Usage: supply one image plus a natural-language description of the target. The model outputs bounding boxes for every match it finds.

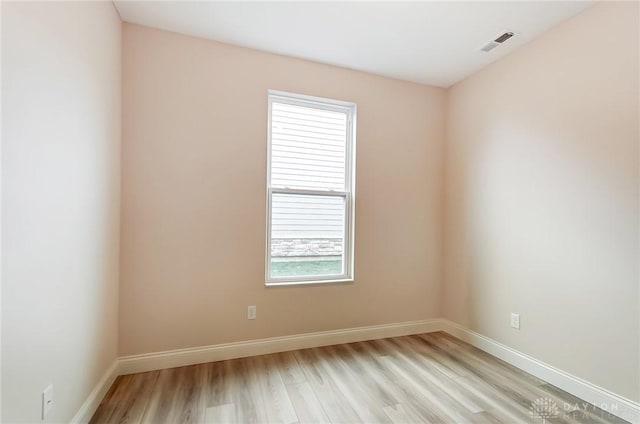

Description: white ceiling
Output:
[114,1,594,88]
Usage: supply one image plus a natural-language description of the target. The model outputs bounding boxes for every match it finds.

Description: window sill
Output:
[265,278,354,287]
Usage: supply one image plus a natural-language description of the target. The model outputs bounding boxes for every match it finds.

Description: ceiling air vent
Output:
[480,32,514,52]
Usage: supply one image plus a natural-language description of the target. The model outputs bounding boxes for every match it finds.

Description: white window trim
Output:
[265,89,356,286]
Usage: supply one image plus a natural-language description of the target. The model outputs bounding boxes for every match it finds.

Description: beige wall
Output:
[120,23,445,356]
[443,1,639,402]
[0,2,4,419]
[1,2,121,422]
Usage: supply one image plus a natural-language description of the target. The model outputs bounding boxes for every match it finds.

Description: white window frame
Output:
[265,90,356,286]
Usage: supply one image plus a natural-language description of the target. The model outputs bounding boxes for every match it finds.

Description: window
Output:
[266,90,356,285]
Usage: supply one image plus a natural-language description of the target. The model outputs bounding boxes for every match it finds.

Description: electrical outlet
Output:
[511,313,520,329]
[247,305,256,320]
[42,384,54,419]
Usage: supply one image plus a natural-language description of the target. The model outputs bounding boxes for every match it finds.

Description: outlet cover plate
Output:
[42,384,54,419]
[510,313,520,329]
[247,305,256,320]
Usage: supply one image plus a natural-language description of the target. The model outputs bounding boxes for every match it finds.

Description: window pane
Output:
[270,192,345,279]
[270,102,347,191]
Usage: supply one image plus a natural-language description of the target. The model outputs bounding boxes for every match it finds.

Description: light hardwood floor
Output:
[90,332,627,423]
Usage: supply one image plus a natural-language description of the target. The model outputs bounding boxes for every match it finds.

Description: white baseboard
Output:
[118,318,444,375]
[70,360,119,424]
[440,319,640,424]
[74,319,639,424]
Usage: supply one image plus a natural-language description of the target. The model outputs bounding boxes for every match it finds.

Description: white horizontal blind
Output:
[270,102,347,191]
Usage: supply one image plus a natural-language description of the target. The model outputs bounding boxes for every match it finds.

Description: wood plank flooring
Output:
[90,332,628,423]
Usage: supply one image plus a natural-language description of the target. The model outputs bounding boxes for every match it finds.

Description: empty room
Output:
[1,0,638,423]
